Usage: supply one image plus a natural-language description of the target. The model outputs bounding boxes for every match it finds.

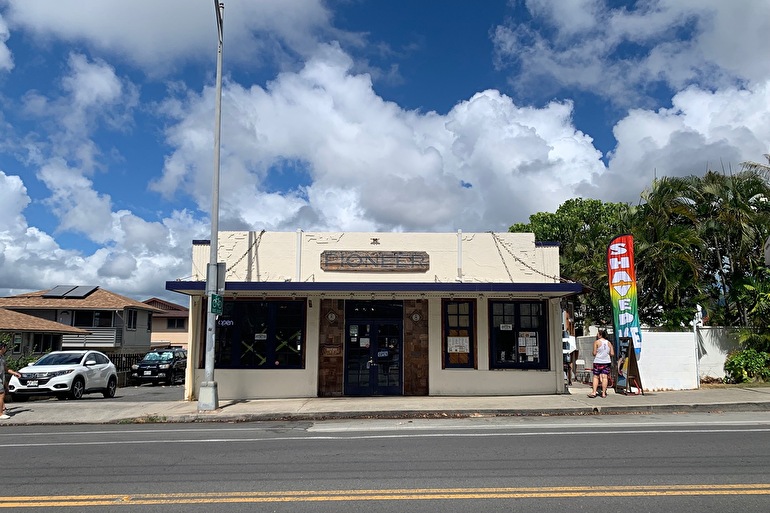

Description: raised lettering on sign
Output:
[321,251,430,272]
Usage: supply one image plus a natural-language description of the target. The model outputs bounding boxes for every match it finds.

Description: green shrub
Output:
[1,332,48,370]
[724,349,770,383]
[5,353,43,371]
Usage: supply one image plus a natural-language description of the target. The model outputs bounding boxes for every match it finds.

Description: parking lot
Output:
[8,383,184,405]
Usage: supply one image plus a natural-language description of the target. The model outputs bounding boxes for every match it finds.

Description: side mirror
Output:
[85,360,96,366]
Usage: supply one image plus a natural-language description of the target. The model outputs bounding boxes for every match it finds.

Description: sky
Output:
[1,0,769,305]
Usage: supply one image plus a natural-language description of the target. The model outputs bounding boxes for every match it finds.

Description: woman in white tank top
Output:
[589,330,614,398]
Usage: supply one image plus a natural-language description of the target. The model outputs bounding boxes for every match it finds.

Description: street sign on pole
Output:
[211,293,223,315]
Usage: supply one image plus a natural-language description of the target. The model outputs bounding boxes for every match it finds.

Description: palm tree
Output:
[694,169,770,326]
[631,176,705,327]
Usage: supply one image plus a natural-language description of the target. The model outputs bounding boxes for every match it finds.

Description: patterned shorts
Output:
[592,362,611,376]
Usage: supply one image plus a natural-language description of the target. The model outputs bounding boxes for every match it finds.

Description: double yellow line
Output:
[3,484,770,508]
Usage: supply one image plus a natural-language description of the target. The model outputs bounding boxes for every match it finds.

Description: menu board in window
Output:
[447,336,470,353]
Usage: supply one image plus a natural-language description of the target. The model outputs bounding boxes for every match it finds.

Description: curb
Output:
[124,401,770,424]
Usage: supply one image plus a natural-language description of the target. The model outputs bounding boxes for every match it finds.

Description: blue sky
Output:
[1,0,769,303]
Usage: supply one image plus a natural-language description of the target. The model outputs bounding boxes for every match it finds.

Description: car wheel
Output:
[69,377,85,400]
[10,394,28,402]
[103,376,117,398]
[168,371,177,385]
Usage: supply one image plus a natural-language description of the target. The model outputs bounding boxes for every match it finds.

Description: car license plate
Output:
[27,380,38,387]
[143,371,152,376]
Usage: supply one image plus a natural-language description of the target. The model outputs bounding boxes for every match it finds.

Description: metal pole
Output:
[199,0,224,411]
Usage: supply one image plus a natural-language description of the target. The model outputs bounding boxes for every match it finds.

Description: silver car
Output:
[8,350,118,401]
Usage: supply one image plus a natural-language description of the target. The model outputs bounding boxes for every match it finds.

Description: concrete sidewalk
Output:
[2,384,770,426]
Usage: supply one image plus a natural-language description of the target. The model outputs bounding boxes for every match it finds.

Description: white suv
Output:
[8,350,118,401]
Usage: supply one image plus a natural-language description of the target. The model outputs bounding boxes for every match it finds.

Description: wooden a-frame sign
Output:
[615,337,644,395]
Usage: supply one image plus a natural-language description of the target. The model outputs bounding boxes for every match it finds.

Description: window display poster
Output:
[518,331,539,361]
[447,336,470,353]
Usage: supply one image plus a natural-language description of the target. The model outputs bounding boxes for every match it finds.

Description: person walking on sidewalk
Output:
[1,342,22,420]
[588,330,614,398]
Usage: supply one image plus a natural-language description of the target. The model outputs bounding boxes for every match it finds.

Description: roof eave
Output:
[165,280,582,299]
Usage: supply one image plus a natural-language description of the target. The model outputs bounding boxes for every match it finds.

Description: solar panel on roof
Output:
[42,285,77,298]
[63,286,99,298]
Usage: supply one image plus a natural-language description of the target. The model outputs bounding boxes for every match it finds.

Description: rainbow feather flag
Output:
[607,234,642,360]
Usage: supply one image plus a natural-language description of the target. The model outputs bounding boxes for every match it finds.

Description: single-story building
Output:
[167,231,582,400]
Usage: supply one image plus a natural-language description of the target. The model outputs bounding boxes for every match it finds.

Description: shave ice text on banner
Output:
[607,234,642,360]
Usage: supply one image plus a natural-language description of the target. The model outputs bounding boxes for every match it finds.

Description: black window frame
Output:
[73,310,115,328]
[167,318,186,330]
[488,299,549,370]
[212,299,306,370]
[126,309,138,330]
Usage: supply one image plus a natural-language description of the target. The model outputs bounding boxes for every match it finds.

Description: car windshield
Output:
[35,353,85,366]
[144,352,174,362]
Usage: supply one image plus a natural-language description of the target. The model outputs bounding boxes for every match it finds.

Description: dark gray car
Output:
[129,348,186,385]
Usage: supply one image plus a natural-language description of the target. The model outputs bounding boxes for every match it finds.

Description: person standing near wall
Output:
[1,342,22,420]
[588,330,614,398]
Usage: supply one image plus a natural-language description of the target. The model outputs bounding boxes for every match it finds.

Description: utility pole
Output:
[199,0,225,411]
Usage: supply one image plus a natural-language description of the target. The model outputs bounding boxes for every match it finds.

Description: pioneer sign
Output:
[321,251,430,272]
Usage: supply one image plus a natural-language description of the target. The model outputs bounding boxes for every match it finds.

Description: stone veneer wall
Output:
[403,299,429,396]
[318,298,345,397]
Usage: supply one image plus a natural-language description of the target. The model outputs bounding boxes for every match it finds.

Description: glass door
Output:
[344,321,402,396]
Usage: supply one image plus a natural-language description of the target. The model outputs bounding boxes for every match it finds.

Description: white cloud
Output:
[154,44,607,231]
[0,12,12,71]
[494,0,770,104]
[583,82,770,202]
[0,171,29,229]
[4,0,340,74]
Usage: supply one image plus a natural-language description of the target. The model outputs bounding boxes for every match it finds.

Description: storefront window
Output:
[443,299,475,368]
[213,299,306,369]
[489,300,548,369]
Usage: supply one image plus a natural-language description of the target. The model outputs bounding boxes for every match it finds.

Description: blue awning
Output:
[166,280,582,298]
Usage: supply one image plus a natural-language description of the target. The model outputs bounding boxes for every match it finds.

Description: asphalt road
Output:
[1,412,769,512]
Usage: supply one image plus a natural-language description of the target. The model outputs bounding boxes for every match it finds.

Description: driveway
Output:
[8,383,184,405]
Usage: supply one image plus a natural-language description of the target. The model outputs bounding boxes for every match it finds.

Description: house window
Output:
[167,318,186,330]
[489,300,548,369]
[32,333,57,353]
[127,310,138,330]
[147,313,152,332]
[74,310,114,327]
[213,299,306,369]
[443,299,475,368]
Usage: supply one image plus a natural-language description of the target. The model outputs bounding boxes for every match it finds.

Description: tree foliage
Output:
[510,164,770,334]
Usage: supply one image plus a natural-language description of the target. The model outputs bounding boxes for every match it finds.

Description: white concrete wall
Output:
[696,326,739,380]
[635,331,698,390]
[193,231,560,286]
[577,327,738,391]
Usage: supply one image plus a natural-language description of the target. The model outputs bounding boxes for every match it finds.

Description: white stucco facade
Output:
[169,230,581,400]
